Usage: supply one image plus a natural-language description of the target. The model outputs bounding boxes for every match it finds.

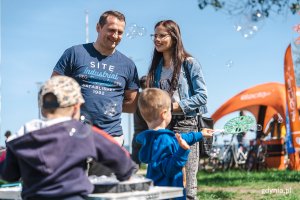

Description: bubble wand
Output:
[213,116,261,135]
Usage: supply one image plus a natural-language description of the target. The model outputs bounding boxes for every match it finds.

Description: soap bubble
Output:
[225,60,234,68]
[138,27,147,36]
[126,23,147,39]
[104,103,117,117]
[233,9,265,39]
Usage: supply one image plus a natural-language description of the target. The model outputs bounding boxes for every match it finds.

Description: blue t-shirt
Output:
[53,43,139,136]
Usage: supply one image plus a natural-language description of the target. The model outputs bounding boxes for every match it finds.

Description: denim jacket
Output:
[154,57,208,116]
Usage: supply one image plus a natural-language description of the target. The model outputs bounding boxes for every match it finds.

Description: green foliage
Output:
[257,192,299,200]
[197,0,300,20]
[197,169,300,200]
[140,163,147,170]
[198,169,300,187]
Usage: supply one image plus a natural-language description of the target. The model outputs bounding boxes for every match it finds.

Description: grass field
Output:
[2,166,299,200]
[197,169,300,200]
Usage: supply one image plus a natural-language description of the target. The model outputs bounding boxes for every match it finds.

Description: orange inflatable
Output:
[211,82,300,131]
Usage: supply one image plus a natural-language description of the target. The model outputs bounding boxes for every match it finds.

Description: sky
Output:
[1,0,299,147]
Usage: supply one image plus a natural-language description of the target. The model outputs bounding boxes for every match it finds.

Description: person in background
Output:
[236,110,247,151]
[131,75,148,166]
[0,131,9,173]
[52,10,139,146]
[136,88,213,200]
[1,76,137,200]
[4,130,12,141]
[0,130,11,166]
[264,113,286,139]
[146,20,208,199]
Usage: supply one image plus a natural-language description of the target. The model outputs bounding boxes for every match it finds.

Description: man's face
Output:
[97,15,125,51]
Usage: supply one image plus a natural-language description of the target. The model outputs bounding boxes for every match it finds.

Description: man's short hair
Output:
[138,88,171,122]
[98,10,126,27]
[39,76,85,110]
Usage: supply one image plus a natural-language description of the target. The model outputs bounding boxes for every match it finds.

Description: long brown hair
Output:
[147,20,191,95]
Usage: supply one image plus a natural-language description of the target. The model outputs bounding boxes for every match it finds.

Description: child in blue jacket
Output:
[136,88,213,200]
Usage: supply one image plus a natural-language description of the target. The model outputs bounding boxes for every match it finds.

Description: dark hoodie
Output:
[1,120,136,200]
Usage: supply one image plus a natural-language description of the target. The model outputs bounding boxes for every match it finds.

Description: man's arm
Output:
[122,90,138,113]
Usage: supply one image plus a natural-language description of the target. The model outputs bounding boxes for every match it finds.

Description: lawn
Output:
[197,169,300,200]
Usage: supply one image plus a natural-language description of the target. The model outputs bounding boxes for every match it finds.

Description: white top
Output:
[7,117,72,142]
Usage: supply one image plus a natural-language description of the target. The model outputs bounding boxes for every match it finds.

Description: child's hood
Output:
[6,120,92,174]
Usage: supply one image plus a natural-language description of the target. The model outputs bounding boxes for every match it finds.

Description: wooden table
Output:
[0,186,183,200]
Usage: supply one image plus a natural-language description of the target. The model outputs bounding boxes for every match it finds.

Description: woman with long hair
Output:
[146,20,208,200]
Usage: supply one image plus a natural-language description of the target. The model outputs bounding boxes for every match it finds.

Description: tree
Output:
[198,0,300,22]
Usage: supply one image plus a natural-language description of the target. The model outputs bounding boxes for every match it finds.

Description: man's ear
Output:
[96,23,101,33]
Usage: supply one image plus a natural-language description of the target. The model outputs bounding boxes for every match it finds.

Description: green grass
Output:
[140,163,147,170]
[198,169,300,187]
[198,190,236,200]
[197,169,300,200]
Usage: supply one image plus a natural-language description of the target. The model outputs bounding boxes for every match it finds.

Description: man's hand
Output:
[122,90,138,113]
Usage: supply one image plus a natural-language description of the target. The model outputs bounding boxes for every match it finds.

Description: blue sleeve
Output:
[151,135,190,178]
[92,130,136,181]
[181,131,203,146]
[53,47,74,76]
[1,147,21,182]
[125,60,139,90]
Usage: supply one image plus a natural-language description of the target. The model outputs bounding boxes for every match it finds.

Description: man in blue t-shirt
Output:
[52,10,139,146]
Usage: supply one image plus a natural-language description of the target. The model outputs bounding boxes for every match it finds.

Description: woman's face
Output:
[153,25,173,53]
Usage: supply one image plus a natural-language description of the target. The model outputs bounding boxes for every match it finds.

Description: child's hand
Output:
[175,133,190,150]
[201,128,214,138]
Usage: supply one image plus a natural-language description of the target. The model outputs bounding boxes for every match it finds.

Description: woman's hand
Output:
[172,102,182,112]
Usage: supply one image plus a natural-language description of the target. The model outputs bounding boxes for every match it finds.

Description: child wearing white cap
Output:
[2,76,137,200]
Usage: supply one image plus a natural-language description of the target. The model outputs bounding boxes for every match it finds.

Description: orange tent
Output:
[211,81,300,170]
[211,82,300,131]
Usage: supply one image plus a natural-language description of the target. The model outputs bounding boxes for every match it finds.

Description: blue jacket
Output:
[136,129,203,200]
[1,120,136,200]
[154,57,208,116]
